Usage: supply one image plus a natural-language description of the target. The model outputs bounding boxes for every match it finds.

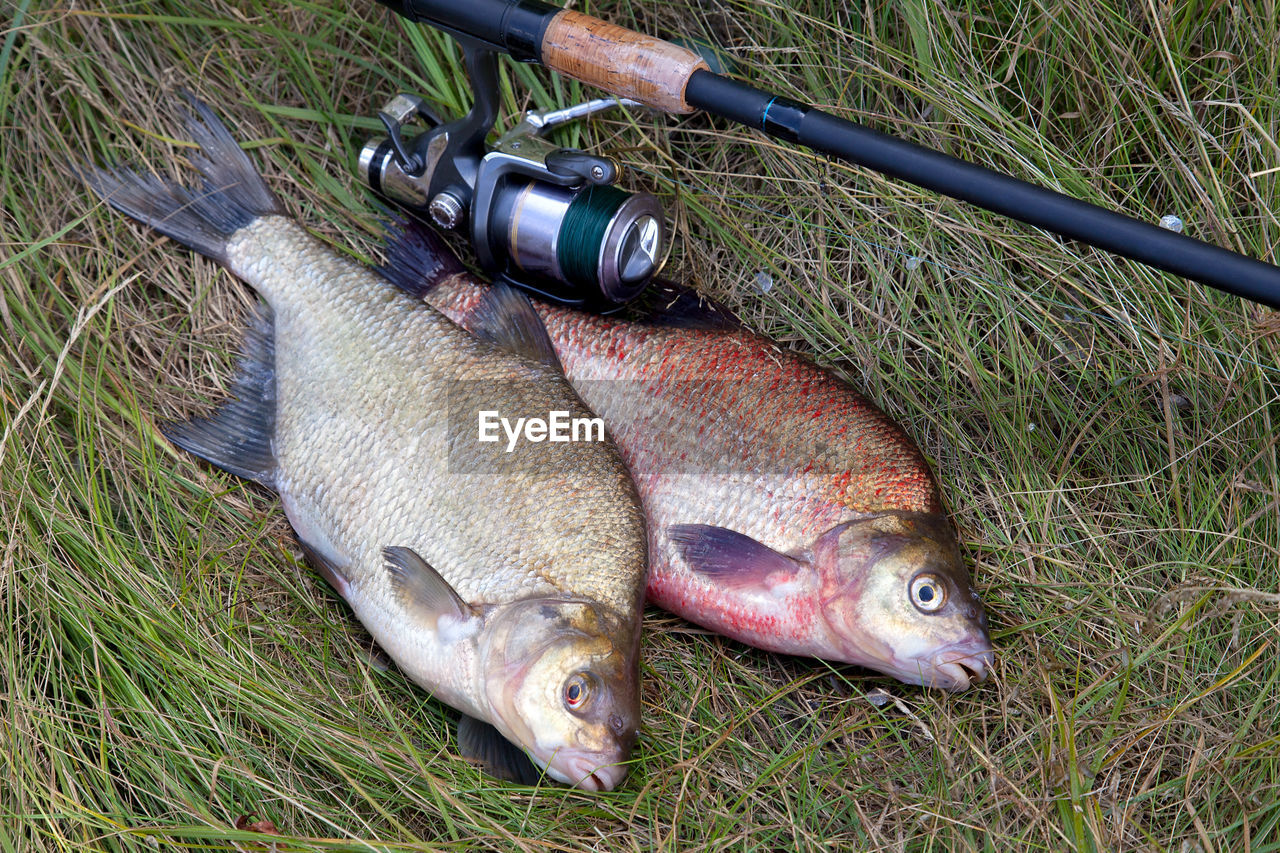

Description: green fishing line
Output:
[558,184,629,287]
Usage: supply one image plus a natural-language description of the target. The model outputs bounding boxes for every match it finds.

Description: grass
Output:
[3,0,1278,849]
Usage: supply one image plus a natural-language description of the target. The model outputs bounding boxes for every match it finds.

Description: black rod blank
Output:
[685,70,1280,309]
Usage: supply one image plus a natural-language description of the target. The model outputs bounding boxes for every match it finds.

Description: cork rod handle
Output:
[540,10,710,113]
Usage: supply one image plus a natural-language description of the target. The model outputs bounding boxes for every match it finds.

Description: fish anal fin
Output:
[668,524,804,591]
[383,546,480,635]
[457,714,542,785]
[469,282,561,370]
[161,302,277,489]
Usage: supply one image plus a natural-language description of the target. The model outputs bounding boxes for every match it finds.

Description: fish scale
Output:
[225,216,642,611]
[428,283,936,540]
[384,224,993,690]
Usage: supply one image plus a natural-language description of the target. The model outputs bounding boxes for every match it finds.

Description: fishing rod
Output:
[364,0,1280,311]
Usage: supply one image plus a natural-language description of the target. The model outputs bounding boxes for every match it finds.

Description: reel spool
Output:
[490,182,662,305]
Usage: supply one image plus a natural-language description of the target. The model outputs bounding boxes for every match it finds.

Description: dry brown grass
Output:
[3,0,1278,850]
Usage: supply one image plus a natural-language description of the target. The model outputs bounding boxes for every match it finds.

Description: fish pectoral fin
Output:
[468,282,562,371]
[668,524,804,591]
[457,714,542,785]
[383,546,480,630]
[161,302,278,489]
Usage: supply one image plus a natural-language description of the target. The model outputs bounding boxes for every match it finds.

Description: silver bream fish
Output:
[83,97,648,790]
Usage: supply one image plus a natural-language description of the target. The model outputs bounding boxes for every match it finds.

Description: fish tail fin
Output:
[377,218,465,299]
[80,92,285,264]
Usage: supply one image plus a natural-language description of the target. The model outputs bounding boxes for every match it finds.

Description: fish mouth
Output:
[927,644,995,691]
[555,753,628,792]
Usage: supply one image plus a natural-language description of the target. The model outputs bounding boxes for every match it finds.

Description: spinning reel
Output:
[359,40,666,309]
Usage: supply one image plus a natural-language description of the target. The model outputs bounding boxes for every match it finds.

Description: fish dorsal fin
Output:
[383,546,479,631]
[162,302,278,489]
[629,280,743,331]
[468,282,562,371]
[457,714,542,785]
[377,219,465,300]
[668,524,804,590]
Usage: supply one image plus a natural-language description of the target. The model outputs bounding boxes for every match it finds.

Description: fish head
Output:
[477,598,639,791]
[814,512,994,690]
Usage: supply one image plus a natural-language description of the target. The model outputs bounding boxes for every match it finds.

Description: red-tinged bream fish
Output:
[382,222,994,690]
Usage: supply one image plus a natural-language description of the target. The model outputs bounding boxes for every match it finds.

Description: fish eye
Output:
[564,673,592,711]
[910,573,947,612]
